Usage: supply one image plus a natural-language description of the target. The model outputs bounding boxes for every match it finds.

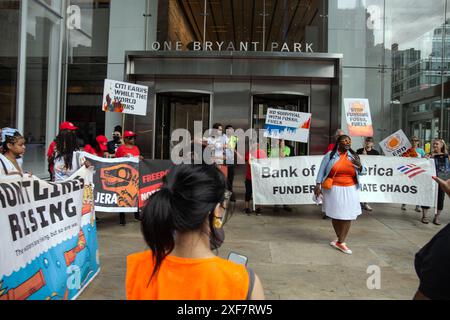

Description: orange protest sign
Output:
[344,99,374,137]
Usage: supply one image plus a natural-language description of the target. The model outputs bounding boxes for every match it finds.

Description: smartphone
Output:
[228,252,248,266]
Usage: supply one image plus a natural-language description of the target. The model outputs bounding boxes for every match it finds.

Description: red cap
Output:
[123,131,138,138]
[60,121,78,131]
[96,135,108,151]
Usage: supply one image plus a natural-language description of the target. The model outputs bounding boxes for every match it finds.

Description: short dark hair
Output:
[212,123,223,130]
[114,125,122,132]
[365,137,374,143]
[225,125,233,130]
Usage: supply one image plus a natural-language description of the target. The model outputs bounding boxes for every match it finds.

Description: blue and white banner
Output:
[263,108,312,143]
[0,167,99,300]
[251,156,437,207]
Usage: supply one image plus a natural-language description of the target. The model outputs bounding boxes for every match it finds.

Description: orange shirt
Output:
[328,153,357,187]
[126,251,250,300]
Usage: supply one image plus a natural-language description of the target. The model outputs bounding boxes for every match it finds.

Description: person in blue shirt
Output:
[412,136,426,158]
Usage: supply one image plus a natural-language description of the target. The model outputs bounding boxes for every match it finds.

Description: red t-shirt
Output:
[83,144,104,157]
[47,141,56,173]
[47,141,56,159]
[245,149,267,180]
[116,145,140,158]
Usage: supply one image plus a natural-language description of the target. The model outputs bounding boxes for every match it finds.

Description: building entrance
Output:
[155,92,210,159]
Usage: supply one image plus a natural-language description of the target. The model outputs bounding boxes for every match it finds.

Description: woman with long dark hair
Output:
[126,164,265,300]
[53,129,89,181]
[315,135,366,255]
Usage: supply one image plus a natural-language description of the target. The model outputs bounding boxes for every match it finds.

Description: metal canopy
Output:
[125,51,342,80]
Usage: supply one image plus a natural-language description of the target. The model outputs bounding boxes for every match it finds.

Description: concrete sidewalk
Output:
[79,197,448,300]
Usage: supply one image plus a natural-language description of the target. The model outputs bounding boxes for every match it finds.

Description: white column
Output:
[16,0,28,133]
[105,0,158,137]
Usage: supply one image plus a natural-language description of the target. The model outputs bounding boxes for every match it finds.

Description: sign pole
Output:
[122,113,126,136]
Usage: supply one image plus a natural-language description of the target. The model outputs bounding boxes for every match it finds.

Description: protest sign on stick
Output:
[102,79,149,116]
[379,130,412,157]
[344,98,374,137]
[263,108,312,143]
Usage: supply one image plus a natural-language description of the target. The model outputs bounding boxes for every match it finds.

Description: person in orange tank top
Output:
[126,164,265,300]
[315,135,366,255]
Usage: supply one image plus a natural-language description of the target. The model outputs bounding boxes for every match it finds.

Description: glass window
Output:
[42,0,62,11]
[0,0,20,128]
[65,0,110,147]
[23,1,62,177]
[157,0,327,53]
[328,0,385,67]
[386,0,446,100]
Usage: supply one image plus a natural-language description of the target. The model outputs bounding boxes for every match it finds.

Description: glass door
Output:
[253,94,309,156]
[155,92,210,159]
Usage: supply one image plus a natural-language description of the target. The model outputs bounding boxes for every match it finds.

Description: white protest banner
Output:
[102,79,148,116]
[263,108,312,143]
[344,98,374,137]
[251,155,436,207]
[0,167,100,300]
[358,156,436,205]
[379,130,412,157]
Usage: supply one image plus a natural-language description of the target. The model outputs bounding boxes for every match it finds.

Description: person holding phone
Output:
[315,135,366,255]
[126,164,265,300]
[421,139,450,225]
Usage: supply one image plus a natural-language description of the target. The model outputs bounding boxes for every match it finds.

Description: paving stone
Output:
[78,182,448,300]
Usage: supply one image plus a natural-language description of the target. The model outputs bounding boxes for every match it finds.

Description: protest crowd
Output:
[1,118,450,301]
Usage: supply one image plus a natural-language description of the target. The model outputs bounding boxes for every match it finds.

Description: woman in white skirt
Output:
[314,135,366,255]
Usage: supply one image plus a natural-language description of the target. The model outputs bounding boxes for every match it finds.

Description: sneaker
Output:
[363,203,373,211]
[330,241,352,254]
[255,208,262,216]
[401,204,406,211]
[415,206,421,213]
[244,208,251,216]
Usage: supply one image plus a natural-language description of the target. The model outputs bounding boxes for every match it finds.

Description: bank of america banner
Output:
[0,167,99,300]
[264,108,312,143]
[251,156,437,207]
[81,152,139,212]
[139,160,172,210]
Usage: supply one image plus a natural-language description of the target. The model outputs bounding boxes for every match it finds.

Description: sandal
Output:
[421,217,429,224]
[433,217,442,226]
